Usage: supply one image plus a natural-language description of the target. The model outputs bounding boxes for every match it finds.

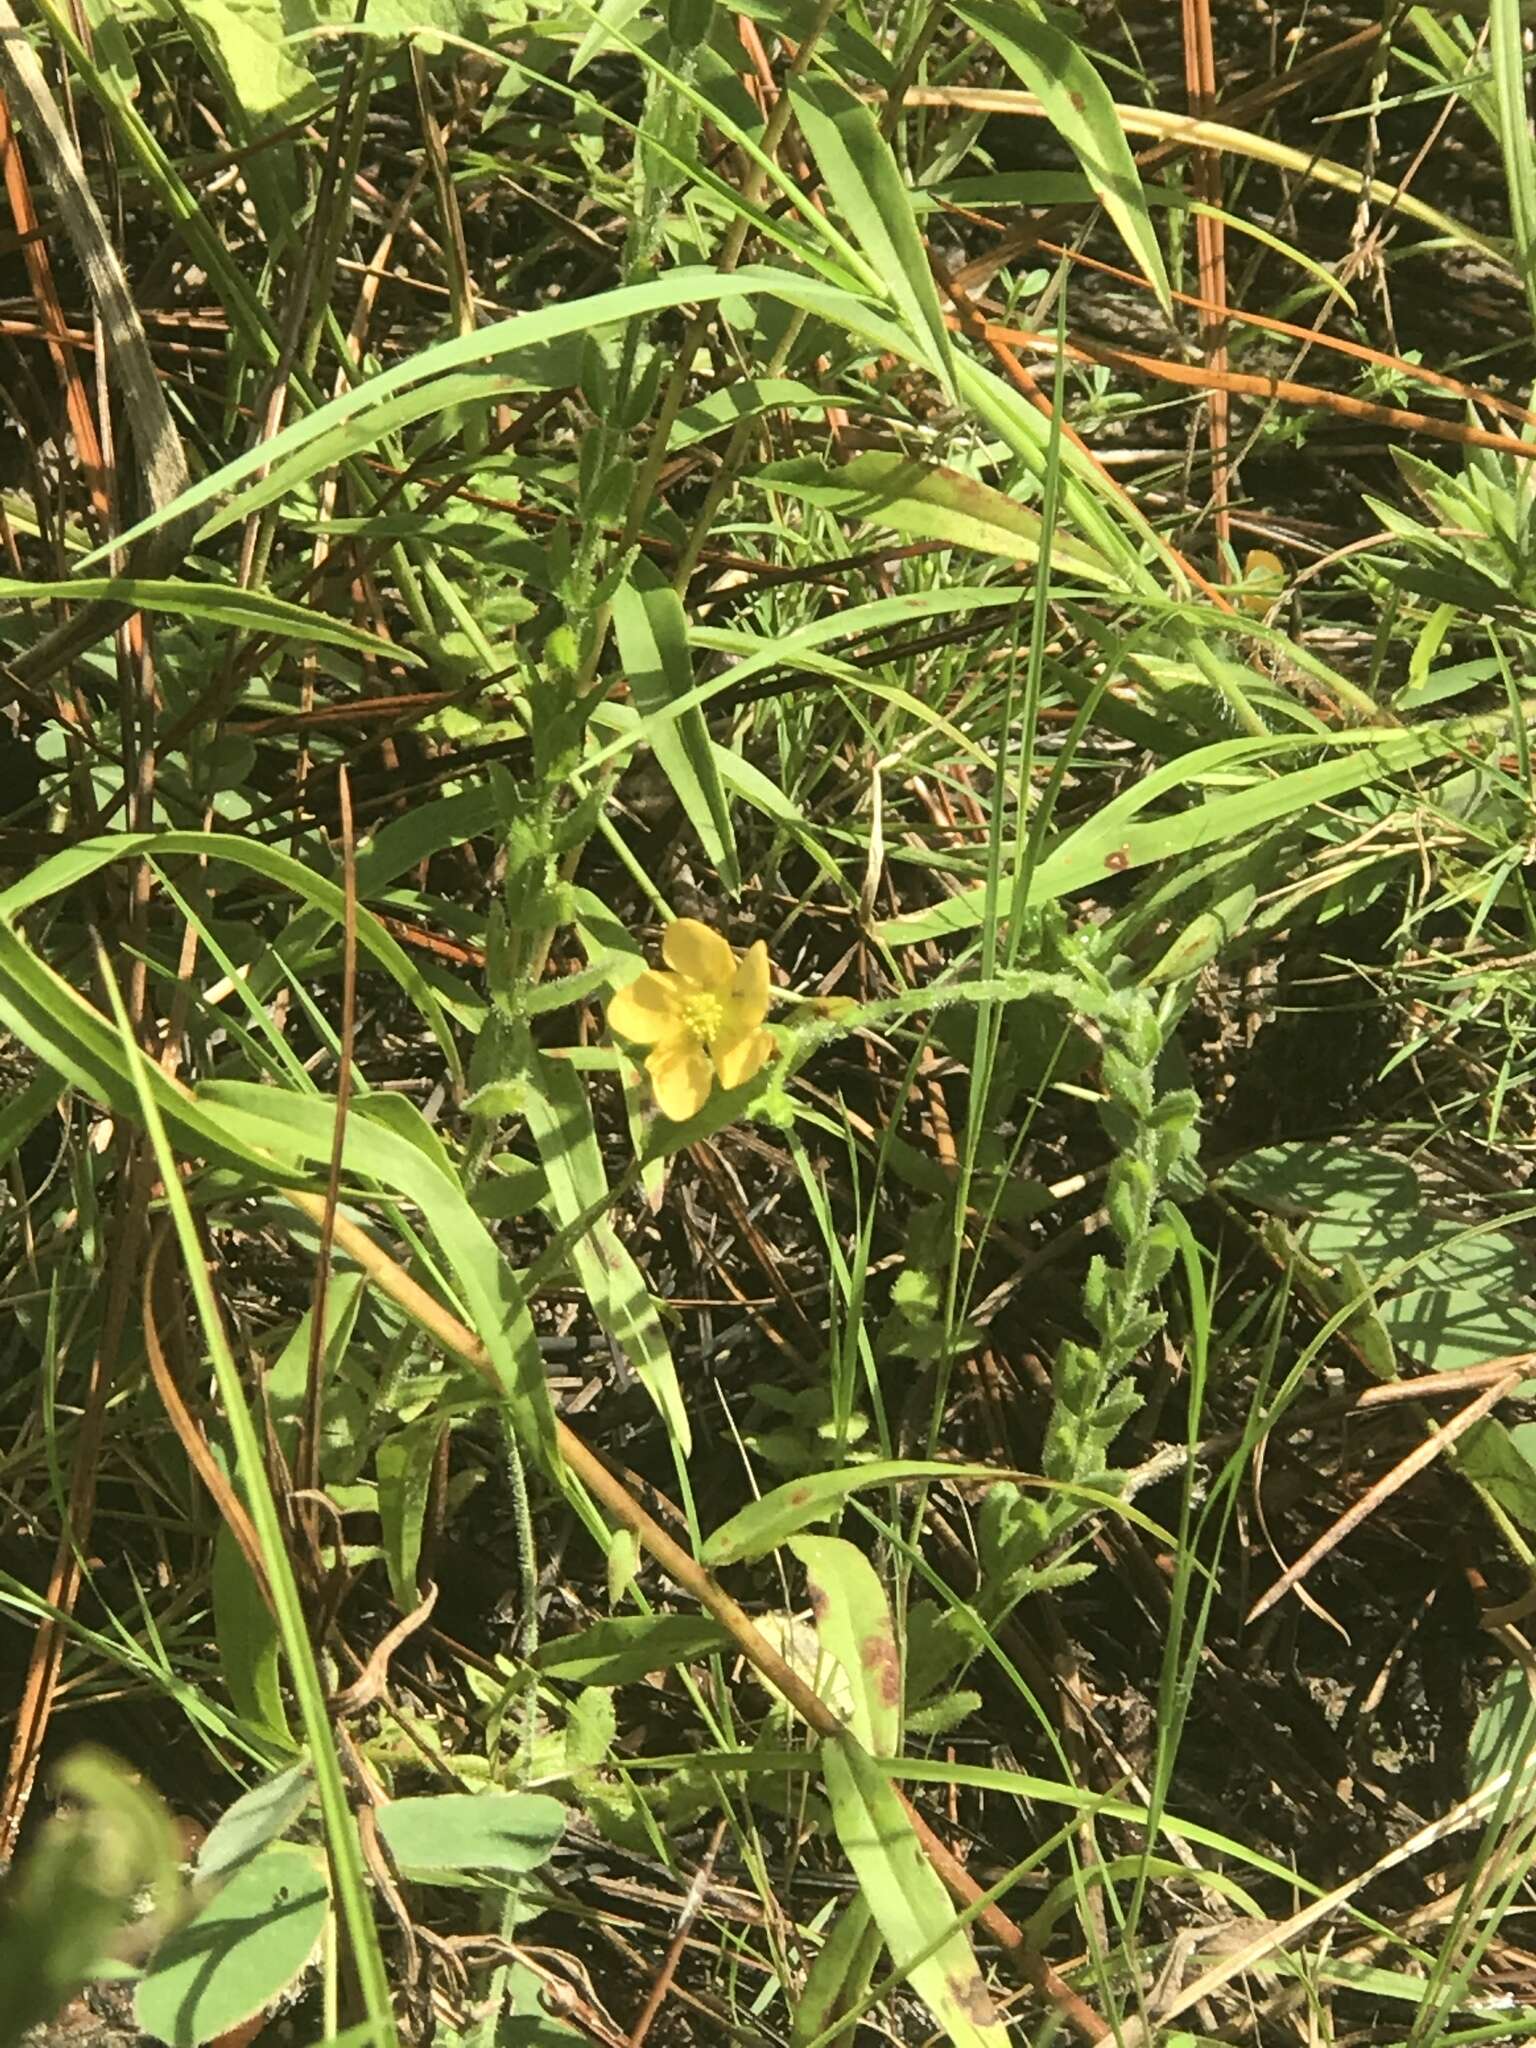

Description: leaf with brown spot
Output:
[948,1971,1002,2028]
[861,1628,903,1710]
[955,0,1173,319]
[791,1534,901,1757]
[821,1734,1009,2048]
[702,1460,996,1567]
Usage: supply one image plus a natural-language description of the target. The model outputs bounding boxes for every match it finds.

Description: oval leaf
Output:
[136,1844,328,2048]
[196,1765,314,1885]
[375,1792,565,1876]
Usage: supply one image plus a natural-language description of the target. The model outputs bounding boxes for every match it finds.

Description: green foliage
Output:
[1224,1141,1536,1525]
[195,1764,314,1882]
[374,1792,565,1877]
[792,1895,883,2048]
[789,1534,902,1755]
[703,1461,1000,1567]
[136,1845,330,2048]
[953,929,1201,1605]
[956,0,1173,319]
[8,3,1536,2044]
[821,1736,1008,2048]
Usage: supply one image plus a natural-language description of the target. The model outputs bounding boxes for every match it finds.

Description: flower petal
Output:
[608,970,685,1045]
[724,938,771,1031]
[648,1041,714,1121]
[662,918,736,991]
[712,1025,774,1092]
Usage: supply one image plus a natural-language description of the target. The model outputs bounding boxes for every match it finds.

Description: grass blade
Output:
[957,0,1173,318]
[789,75,957,395]
[822,1733,1009,2048]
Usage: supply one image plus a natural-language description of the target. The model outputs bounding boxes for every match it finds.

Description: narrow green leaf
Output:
[957,0,1172,318]
[1142,884,1258,986]
[923,173,1355,310]
[758,452,1113,581]
[1411,10,1497,141]
[353,785,501,897]
[793,1895,884,2048]
[378,1416,440,1610]
[198,1081,562,1478]
[0,829,459,1086]
[790,1536,902,1757]
[789,77,957,395]
[521,1044,692,1455]
[672,376,844,446]
[613,564,738,894]
[97,952,395,2032]
[212,1525,292,1748]
[533,1614,733,1686]
[0,1068,66,1171]
[695,587,1029,685]
[1468,1663,1536,1794]
[704,1462,996,1567]
[1491,0,1536,333]
[0,576,416,660]
[822,1735,1008,2048]
[0,923,280,1178]
[569,0,646,73]
[263,1272,367,1460]
[880,715,1523,944]
[84,268,926,566]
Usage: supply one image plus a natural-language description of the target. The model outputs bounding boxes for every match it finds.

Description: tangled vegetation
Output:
[5,3,1536,2046]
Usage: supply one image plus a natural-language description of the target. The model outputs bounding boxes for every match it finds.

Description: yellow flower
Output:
[1240,547,1286,617]
[607,920,774,1121]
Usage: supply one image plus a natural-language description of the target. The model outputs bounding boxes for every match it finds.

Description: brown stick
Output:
[626,1816,727,2048]
[1180,0,1230,555]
